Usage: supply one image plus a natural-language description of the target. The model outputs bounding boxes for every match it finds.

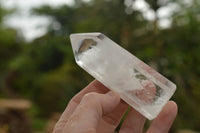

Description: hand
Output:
[53,80,177,133]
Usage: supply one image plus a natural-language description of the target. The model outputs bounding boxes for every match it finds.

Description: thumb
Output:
[63,91,120,133]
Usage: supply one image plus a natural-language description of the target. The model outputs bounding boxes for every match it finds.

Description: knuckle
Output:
[82,92,99,101]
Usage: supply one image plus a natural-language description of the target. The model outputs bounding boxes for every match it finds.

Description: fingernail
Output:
[106,91,120,105]
[107,91,117,98]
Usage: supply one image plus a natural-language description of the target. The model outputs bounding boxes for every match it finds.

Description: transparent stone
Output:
[70,32,176,120]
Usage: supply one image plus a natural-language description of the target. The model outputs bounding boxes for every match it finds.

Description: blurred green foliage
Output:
[0,0,200,132]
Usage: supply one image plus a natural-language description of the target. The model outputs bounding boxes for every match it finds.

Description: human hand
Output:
[53,80,177,133]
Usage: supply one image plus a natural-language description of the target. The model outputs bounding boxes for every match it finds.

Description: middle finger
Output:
[119,108,146,133]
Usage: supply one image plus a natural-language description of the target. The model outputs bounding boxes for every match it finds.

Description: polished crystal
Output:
[70,32,176,120]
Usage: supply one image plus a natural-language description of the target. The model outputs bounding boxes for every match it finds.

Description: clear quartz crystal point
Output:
[70,32,176,120]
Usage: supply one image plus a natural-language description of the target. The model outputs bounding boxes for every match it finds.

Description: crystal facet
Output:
[70,32,176,120]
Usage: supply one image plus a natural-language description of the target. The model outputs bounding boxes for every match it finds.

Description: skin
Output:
[53,80,178,133]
